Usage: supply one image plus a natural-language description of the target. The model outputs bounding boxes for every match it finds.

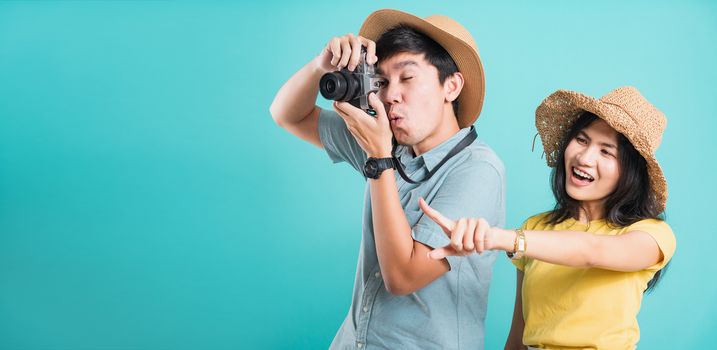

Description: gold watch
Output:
[506,228,526,260]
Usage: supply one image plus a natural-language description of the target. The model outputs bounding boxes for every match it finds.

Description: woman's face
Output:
[564,119,621,207]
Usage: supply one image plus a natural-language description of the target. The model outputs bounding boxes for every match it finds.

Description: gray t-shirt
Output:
[319,109,506,350]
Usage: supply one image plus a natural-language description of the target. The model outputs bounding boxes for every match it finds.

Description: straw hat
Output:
[535,86,668,211]
[359,9,484,128]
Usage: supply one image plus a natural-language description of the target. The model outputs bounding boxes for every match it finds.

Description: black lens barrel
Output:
[319,70,359,102]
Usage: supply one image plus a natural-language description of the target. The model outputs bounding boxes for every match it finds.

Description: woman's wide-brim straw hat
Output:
[359,9,484,128]
[536,86,668,212]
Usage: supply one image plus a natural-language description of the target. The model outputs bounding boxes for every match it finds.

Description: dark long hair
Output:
[546,112,667,292]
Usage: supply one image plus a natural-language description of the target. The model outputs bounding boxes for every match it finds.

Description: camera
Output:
[319,48,382,115]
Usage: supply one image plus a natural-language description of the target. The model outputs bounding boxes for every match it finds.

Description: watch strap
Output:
[364,157,395,179]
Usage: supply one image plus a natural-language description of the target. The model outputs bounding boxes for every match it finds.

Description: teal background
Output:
[1,1,714,349]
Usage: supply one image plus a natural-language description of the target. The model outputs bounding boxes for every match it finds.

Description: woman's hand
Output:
[418,198,516,259]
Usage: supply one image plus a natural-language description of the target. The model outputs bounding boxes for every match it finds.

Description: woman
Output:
[419,86,676,349]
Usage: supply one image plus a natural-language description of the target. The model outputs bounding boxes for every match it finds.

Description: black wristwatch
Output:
[363,157,395,179]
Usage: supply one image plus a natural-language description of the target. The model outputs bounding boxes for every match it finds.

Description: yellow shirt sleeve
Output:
[626,219,676,271]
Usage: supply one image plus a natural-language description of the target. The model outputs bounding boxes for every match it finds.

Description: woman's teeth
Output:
[573,167,594,181]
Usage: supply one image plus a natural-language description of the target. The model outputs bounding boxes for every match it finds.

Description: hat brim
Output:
[535,90,668,212]
[359,9,485,128]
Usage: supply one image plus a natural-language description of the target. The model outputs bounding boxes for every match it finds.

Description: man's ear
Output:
[444,72,464,103]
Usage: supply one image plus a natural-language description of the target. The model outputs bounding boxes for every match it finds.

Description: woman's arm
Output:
[514,228,663,272]
[419,199,664,272]
[504,269,526,350]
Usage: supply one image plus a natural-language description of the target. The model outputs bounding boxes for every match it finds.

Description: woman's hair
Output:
[545,111,667,292]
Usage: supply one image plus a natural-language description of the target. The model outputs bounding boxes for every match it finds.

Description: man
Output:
[270,9,505,349]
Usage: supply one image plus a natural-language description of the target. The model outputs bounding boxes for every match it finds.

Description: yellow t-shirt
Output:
[512,213,676,350]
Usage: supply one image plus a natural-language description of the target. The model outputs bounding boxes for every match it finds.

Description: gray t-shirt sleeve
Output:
[317,108,368,174]
[411,158,506,270]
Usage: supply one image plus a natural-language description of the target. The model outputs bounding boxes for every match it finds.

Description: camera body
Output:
[319,49,381,115]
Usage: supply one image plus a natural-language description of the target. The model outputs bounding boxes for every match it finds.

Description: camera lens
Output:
[319,70,360,102]
[325,80,336,94]
[319,72,347,100]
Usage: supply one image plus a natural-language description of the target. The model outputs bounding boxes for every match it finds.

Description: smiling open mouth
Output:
[572,167,594,182]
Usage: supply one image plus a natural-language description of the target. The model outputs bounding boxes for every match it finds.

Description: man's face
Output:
[376,52,450,147]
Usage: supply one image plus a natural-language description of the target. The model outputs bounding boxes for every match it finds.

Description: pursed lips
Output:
[389,111,404,125]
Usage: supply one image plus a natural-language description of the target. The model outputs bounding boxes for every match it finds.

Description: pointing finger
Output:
[418,198,456,233]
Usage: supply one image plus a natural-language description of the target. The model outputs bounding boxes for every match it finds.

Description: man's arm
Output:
[330,94,452,295]
[269,34,377,148]
[369,156,503,295]
[369,169,450,296]
[269,60,324,148]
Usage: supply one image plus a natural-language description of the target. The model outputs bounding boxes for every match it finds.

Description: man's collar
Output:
[395,127,472,172]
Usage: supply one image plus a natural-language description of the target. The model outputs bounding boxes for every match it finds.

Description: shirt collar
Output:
[395,127,472,172]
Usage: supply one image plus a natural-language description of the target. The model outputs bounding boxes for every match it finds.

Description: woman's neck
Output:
[577,201,606,224]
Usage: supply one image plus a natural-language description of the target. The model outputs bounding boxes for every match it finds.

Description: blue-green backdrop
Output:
[1,1,714,349]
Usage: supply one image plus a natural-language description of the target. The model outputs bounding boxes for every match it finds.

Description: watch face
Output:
[364,159,378,177]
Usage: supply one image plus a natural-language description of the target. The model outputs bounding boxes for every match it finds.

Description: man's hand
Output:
[314,33,378,73]
[418,198,516,259]
[334,93,393,158]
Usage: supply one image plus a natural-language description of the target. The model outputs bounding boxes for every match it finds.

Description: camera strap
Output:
[391,126,477,184]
